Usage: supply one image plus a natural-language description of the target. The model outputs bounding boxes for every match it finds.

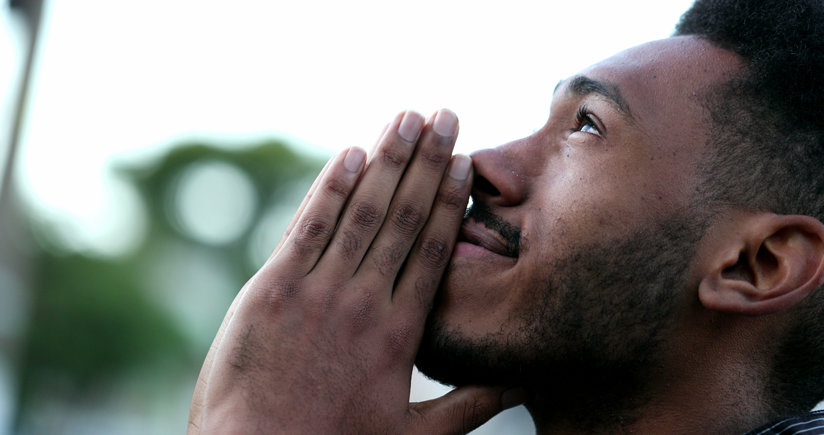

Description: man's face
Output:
[416,36,744,388]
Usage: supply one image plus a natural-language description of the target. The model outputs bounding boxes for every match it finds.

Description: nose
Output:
[469,147,527,207]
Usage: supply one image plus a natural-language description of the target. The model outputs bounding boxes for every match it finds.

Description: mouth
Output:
[457,218,519,258]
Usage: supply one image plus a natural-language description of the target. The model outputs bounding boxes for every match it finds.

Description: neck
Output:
[526,315,776,434]
[524,362,657,434]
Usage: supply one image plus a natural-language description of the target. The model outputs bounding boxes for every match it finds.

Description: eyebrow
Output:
[554,75,635,121]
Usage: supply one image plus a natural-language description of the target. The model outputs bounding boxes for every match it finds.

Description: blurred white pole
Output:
[1,0,43,432]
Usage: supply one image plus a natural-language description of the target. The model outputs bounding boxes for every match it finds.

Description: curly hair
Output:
[674,0,824,415]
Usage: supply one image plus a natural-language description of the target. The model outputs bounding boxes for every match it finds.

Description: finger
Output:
[279,117,389,258]
[390,154,471,320]
[315,110,425,275]
[277,146,366,274]
[408,386,525,434]
[267,156,333,264]
[358,110,460,284]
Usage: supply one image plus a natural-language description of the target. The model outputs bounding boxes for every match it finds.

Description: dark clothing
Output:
[746,410,824,434]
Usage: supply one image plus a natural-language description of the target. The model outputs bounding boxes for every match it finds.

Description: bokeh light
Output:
[167,160,258,245]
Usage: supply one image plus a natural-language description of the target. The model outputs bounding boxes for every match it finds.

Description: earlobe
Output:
[697,214,824,316]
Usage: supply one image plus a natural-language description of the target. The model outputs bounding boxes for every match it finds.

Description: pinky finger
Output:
[274,119,385,258]
[267,157,333,264]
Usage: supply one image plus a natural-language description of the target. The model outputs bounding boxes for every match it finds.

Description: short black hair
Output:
[675,0,824,416]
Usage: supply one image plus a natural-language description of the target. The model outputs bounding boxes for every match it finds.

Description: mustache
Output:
[464,201,522,256]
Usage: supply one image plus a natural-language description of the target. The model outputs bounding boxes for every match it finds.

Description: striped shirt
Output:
[746,410,824,435]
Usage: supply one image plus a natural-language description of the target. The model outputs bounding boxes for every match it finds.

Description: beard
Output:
[415,203,708,412]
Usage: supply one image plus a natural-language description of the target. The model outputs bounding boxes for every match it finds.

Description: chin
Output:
[415,301,535,388]
[414,322,501,387]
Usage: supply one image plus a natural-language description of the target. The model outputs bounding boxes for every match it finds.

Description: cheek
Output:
[541,177,635,243]
[437,258,546,333]
[551,160,680,238]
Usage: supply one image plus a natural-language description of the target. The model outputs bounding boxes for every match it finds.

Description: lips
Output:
[458,219,519,258]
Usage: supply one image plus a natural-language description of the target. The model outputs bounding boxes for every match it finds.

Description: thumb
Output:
[408,386,526,434]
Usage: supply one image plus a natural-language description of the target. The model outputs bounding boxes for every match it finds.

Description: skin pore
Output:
[416,36,753,432]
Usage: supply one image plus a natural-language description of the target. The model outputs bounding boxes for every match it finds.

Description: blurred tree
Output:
[15,139,325,433]
[126,140,324,275]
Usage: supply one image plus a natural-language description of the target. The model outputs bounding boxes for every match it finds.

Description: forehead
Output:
[573,36,744,134]
[555,36,744,169]
[546,36,745,216]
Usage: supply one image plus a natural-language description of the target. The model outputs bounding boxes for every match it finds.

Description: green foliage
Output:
[16,138,327,429]
[123,140,323,234]
[22,253,186,387]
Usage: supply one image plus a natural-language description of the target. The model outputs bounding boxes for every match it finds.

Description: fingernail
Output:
[433,109,457,137]
[448,154,471,181]
[501,388,526,409]
[398,111,423,143]
[343,147,365,172]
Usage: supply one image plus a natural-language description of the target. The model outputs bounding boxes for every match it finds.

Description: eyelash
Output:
[575,105,602,136]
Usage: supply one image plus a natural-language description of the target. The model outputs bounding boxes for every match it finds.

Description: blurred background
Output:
[0,1,703,433]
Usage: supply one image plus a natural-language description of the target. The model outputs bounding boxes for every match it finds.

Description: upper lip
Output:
[458,219,518,258]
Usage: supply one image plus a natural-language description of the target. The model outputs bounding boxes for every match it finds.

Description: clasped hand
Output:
[188,110,522,434]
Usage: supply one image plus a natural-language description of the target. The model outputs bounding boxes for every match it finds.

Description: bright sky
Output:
[4,0,695,255]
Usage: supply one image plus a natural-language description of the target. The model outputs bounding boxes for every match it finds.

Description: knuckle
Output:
[391,202,425,235]
[336,229,362,260]
[322,176,351,200]
[293,215,333,253]
[380,146,409,170]
[372,243,404,277]
[258,279,300,312]
[246,274,302,312]
[299,215,333,240]
[271,278,301,300]
[350,201,382,230]
[418,148,448,169]
[436,184,467,212]
[418,237,449,270]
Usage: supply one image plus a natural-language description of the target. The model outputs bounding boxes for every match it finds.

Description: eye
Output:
[574,105,603,136]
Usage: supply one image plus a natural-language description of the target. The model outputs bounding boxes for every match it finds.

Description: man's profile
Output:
[188,0,824,433]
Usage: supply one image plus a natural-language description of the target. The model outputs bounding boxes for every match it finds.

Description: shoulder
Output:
[745,410,824,435]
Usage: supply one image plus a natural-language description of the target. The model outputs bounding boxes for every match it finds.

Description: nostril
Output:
[474,175,500,197]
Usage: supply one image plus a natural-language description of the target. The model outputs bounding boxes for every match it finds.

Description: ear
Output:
[698,213,824,316]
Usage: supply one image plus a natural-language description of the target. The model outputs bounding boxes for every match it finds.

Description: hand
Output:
[187,110,523,434]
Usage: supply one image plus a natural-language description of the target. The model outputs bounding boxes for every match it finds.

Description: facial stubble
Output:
[416,206,706,416]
